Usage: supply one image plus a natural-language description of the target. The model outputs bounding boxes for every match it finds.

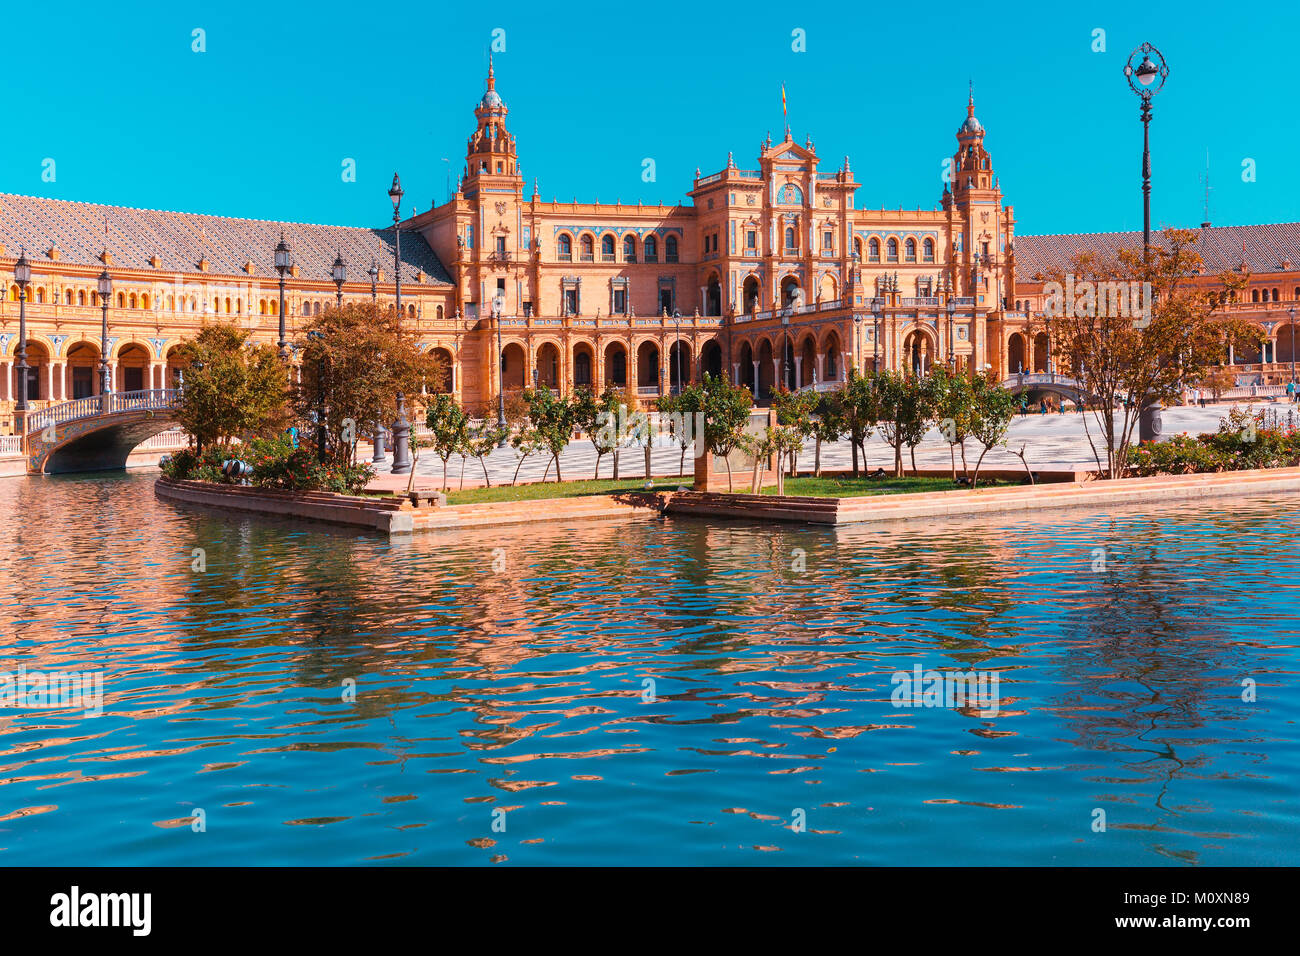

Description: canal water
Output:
[0,470,1296,865]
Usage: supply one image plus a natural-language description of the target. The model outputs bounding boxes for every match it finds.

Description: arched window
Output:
[270,300,277,316]
[557,234,573,261]
[853,237,863,260]
[258,300,266,315]
[408,304,416,317]
[665,235,679,263]
[1252,289,1260,302]
[905,238,917,262]
[784,227,796,251]
[64,289,72,305]
[868,238,880,262]
[118,292,126,308]
[645,236,658,262]
[580,234,594,261]
[1273,288,1280,302]
[575,351,592,385]
[142,294,151,309]
[224,297,231,313]
[601,235,615,261]
[77,290,86,306]
[923,238,935,262]
[886,238,899,262]
[623,235,637,262]
[436,305,444,320]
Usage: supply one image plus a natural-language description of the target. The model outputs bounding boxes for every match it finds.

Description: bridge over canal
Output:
[16,389,181,474]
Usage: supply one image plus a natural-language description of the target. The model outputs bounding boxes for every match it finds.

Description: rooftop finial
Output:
[968,79,975,115]
[487,54,495,90]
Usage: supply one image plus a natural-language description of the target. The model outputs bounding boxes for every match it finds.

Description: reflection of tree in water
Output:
[1053,526,1263,835]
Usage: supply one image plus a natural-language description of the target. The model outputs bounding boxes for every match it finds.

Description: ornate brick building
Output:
[4,63,1297,435]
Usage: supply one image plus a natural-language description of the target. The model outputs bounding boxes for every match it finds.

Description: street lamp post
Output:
[387,174,412,475]
[97,266,113,406]
[1290,306,1297,389]
[367,260,379,302]
[274,232,291,358]
[13,251,31,434]
[672,310,682,393]
[493,292,508,446]
[946,294,956,370]
[331,252,346,309]
[1125,42,1169,443]
[872,296,882,373]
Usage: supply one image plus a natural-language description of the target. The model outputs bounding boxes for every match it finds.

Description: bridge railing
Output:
[24,389,178,434]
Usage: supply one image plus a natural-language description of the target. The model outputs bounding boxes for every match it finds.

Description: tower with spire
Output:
[943,85,1012,307]
[462,56,522,199]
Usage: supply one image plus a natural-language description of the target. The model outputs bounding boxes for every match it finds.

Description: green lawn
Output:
[766,474,1013,498]
[445,477,684,505]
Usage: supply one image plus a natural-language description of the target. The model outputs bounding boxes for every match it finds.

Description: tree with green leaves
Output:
[660,383,705,477]
[573,384,623,479]
[522,385,575,483]
[175,322,288,454]
[296,302,445,468]
[424,392,469,491]
[810,390,846,478]
[839,371,881,477]
[770,386,818,477]
[699,373,754,492]
[930,365,974,481]
[462,421,506,488]
[968,372,1020,489]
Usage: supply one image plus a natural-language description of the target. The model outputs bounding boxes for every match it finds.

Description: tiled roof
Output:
[0,193,452,286]
[1014,222,1300,282]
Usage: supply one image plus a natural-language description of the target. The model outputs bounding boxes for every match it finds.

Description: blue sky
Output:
[4,0,1294,237]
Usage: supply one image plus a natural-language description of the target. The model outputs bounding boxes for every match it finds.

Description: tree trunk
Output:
[679,444,686,476]
[851,432,860,477]
[644,445,652,482]
[593,449,603,480]
[971,446,989,489]
[541,456,553,482]
[512,453,527,486]
[442,457,449,492]
[480,456,492,488]
[459,456,466,490]
[613,449,620,480]
[750,454,763,494]
[909,444,918,477]
[959,440,969,478]
[949,444,956,481]
[723,453,733,492]
[554,453,562,483]
[814,435,822,477]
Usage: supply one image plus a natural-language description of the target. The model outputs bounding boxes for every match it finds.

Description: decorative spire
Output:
[488,55,495,90]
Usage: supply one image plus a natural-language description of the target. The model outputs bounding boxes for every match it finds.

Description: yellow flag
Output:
[781,83,787,119]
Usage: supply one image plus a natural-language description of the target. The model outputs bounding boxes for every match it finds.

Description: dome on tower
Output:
[481,88,504,110]
[957,86,983,137]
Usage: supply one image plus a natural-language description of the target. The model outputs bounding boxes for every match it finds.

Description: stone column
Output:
[731,362,740,385]
[752,361,759,396]
[794,356,803,389]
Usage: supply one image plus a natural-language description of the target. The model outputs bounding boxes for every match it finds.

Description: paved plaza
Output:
[364,399,1293,491]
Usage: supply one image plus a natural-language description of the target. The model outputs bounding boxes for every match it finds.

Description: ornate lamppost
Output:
[367,260,379,302]
[331,252,346,308]
[946,293,956,370]
[13,251,31,433]
[1125,42,1169,442]
[871,296,883,373]
[274,232,291,358]
[672,310,682,393]
[387,173,412,475]
[493,292,508,446]
[97,264,113,404]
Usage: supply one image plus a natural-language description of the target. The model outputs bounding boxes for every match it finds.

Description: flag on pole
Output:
[781,82,787,121]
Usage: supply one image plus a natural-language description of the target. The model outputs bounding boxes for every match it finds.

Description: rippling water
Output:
[0,470,1297,865]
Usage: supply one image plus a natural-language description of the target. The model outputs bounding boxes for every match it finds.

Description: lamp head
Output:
[13,250,31,285]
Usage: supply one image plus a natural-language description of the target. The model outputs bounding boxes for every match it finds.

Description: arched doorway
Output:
[573,344,594,390]
[16,342,48,401]
[780,276,802,309]
[823,331,842,381]
[1032,332,1049,373]
[818,273,837,305]
[429,347,454,393]
[501,343,526,388]
[667,340,691,391]
[738,341,755,390]
[742,276,761,315]
[66,341,101,399]
[706,275,722,317]
[165,346,189,389]
[117,343,150,392]
[636,341,660,389]
[535,342,561,389]
[901,329,933,375]
[701,340,723,380]
[1276,324,1300,366]
[798,335,816,387]
[757,339,775,398]
[1007,333,1027,375]
[604,342,627,387]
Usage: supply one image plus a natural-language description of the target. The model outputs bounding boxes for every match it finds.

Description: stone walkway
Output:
[364,400,1290,492]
